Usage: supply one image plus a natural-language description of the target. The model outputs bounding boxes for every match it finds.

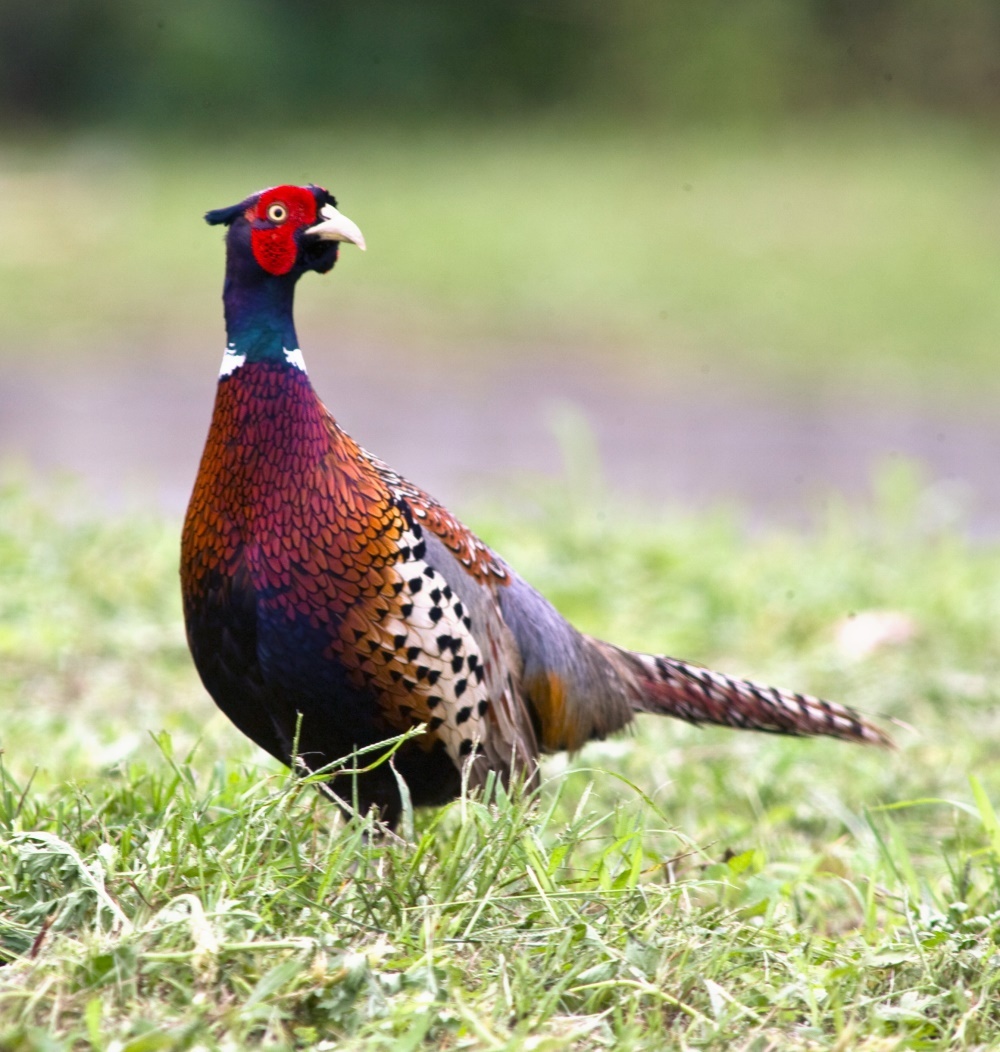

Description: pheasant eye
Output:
[266,202,288,223]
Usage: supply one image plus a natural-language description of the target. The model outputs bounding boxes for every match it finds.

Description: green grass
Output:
[3,466,1000,1049]
[5,116,1000,397]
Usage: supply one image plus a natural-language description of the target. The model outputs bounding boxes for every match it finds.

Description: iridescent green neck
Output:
[221,245,302,366]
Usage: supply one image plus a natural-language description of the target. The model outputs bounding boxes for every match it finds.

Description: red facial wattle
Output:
[248,185,320,275]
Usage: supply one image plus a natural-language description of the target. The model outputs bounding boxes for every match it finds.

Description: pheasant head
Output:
[206,183,365,276]
[205,184,365,364]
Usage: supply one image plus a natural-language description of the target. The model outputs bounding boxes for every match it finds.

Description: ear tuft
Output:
[205,201,247,227]
[308,184,338,211]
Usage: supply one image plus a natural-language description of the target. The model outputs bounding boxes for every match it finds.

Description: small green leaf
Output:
[242,957,306,1010]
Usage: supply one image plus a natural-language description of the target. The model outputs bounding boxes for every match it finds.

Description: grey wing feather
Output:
[495,571,640,752]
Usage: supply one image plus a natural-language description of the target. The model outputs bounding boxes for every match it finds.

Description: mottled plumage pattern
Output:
[182,360,536,819]
[182,183,891,828]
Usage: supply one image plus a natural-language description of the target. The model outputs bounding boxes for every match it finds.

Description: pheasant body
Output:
[182,183,890,827]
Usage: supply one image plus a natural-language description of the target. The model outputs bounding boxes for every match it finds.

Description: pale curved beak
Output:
[305,203,366,251]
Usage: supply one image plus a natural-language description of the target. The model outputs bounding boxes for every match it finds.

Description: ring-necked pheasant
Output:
[181,183,891,828]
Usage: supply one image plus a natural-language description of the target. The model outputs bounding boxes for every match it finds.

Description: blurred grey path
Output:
[1,343,996,532]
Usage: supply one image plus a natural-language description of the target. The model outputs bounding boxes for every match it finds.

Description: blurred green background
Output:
[1,1,999,519]
[5,0,1000,129]
[4,0,1000,375]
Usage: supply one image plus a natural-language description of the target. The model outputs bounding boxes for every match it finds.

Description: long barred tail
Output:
[629,651,893,747]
